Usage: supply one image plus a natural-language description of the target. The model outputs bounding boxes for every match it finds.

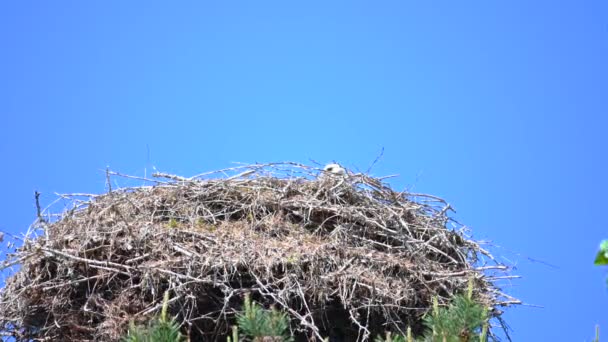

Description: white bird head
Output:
[323,163,346,176]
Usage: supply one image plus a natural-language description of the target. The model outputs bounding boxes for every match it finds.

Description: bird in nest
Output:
[321,163,347,177]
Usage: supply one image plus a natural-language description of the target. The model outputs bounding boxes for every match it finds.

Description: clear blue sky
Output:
[1,1,607,340]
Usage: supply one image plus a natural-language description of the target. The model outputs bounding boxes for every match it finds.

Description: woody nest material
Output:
[0,163,519,341]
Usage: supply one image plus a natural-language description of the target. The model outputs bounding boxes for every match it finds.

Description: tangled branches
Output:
[0,163,519,341]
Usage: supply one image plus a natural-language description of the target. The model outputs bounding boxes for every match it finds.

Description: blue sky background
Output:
[1,1,607,340]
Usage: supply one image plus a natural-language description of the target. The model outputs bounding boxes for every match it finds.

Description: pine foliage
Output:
[376,279,489,342]
[421,295,487,342]
[125,284,489,342]
[123,291,184,342]
[232,294,293,342]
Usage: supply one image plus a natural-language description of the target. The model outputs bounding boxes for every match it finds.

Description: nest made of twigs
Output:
[0,163,519,341]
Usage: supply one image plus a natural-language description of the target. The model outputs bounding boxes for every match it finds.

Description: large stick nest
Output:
[0,163,519,341]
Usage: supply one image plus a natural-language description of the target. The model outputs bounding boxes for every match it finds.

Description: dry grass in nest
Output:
[0,162,520,341]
